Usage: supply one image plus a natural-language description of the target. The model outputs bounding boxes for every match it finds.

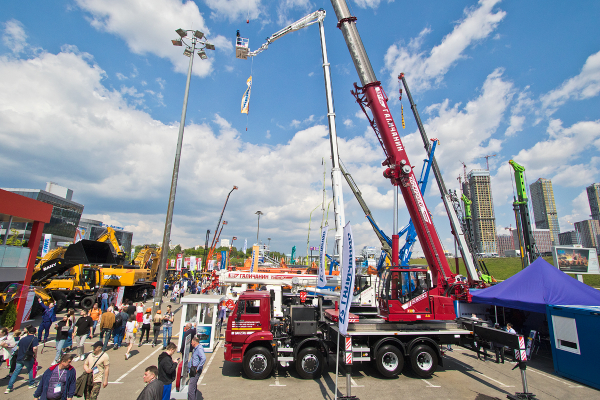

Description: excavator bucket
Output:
[64,240,116,265]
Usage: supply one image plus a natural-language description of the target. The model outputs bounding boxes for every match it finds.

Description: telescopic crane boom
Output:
[509,160,539,268]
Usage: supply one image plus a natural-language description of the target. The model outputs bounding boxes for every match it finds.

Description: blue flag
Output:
[339,222,355,336]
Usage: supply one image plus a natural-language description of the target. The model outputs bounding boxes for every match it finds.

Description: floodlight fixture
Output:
[183,48,192,57]
[205,43,215,51]
[176,28,187,38]
[194,30,204,39]
[171,39,182,46]
[198,51,207,60]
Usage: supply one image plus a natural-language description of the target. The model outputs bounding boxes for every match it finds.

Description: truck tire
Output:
[375,344,404,378]
[295,347,323,379]
[242,346,273,380]
[80,296,95,311]
[51,292,67,313]
[409,344,437,378]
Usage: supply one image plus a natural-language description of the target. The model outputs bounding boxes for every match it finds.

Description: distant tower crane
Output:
[477,154,497,171]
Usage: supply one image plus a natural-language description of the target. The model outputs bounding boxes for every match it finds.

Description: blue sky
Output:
[1,0,599,257]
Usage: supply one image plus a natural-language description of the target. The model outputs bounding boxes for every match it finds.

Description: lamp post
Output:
[154,29,215,315]
[255,211,263,244]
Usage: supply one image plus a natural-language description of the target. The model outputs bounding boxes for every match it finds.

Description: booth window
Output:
[551,315,580,355]
[185,304,198,323]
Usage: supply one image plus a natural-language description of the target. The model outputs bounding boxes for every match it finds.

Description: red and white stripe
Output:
[345,337,352,351]
[345,352,353,365]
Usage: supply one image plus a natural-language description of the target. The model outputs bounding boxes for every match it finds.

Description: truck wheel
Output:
[295,347,323,379]
[375,344,404,378]
[80,296,95,311]
[242,346,273,380]
[410,344,437,378]
[51,292,67,313]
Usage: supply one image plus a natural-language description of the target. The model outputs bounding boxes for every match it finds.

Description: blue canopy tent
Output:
[471,258,600,312]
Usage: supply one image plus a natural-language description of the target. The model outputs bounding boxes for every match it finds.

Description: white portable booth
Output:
[177,294,225,353]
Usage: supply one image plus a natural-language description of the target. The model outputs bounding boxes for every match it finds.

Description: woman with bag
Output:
[125,315,137,360]
[52,315,71,365]
[139,309,152,346]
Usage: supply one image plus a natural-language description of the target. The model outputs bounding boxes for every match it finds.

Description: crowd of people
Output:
[0,289,209,400]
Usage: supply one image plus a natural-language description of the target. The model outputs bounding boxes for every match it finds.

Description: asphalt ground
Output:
[2,297,599,400]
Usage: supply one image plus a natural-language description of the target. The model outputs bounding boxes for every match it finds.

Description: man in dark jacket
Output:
[137,365,163,400]
[157,343,179,400]
[34,353,76,400]
[126,301,137,318]
[38,300,57,342]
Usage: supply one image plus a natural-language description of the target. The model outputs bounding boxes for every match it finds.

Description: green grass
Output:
[411,256,600,288]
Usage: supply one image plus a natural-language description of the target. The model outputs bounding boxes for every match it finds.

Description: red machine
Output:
[331,0,468,321]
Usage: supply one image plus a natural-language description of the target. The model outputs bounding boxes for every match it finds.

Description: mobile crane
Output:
[509,160,540,268]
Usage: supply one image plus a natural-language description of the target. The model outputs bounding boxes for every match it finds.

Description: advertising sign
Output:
[73,227,86,243]
[318,226,328,288]
[339,222,355,336]
[41,234,52,257]
[190,256,197,271]
[250,245,259,273]
[196,325,212,348]
[184,257,191,269]
[21,290,36,322]
[176,253,183,271]
[220,250,228,270]
[115,286,125,307]
[552,246,600,274]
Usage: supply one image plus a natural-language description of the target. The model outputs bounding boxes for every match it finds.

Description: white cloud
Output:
[558,191,591,232]
[276,0,313,25]
[383,0,506,92]
[2,19,28,54]
[265,129,271,139]
[75,0,219,77]
[0,44,387,249]
[552,163,598,188]
[353,0,392,9]
[204,0,263,22]
[504,88,534,136]
[156,77,166,89]
[540,50,600,116]
[210,34,233,53]
[355,110,367,120]
[308,71,314,77]
[343,118,354,128]
[116,72,127,80]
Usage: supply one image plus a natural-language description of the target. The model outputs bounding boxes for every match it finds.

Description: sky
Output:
[1,0,599,258]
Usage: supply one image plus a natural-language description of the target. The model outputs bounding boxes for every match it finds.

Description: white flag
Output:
[339,222,355,336]
[243,239,247,255]
[318,226,328,288]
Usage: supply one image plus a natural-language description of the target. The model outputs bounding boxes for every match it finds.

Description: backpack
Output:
[114,313,123,327]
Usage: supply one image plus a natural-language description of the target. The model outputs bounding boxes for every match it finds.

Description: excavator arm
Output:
[96,226,126,264]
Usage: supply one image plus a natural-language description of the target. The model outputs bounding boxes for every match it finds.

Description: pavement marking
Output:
[197,340,222,386]
[526,368,583,388]
[350,377,364,388]
[449,358,515,388]
[422,379,441,388]
[110,345,164,383]
[269,374,286,387]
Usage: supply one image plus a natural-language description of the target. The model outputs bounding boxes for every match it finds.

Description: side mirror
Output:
[236,300,244,321]
[425,272,432,290]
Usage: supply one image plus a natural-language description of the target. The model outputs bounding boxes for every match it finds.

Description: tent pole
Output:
[495,306,498,324]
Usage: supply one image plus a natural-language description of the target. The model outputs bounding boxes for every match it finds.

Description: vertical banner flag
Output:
[318,226,328,288]
[73,227,85,243]
[41,234,52,257]
[184,257,191,269]
[250,245,260,273]
[241,76,252,114]
[339,222,355,336]
[169,259,175,269]
[243,239,247,255]
[221,250,228,269]
[176,253,183,271]
[190,256,197,271]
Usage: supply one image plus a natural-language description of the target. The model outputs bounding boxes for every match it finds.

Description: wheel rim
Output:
[381,351,399,371]
[248,354,268,374]
[301,354,319,373]
[416,351,433,371]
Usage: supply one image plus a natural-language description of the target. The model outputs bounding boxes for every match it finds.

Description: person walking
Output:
[34,353,76,400]
[0,327,16,368]
[90,304,101,338]
[139,309,152,346]
[5,326,39,393]
[4,329,22,381]
[98,307,115,352]
[124,315,137,360]
[111,307,124,350]
[73,310,94,361]
[157,343,179,400]
[151,311,162,347]
[83,342,109,400]
[161,306,174,350]
[136,366,163,400]
[38,300,57,343]
[63,310,76,351]
[136,302,144,328]
[126,301,137,319]
[114,306,129,350]
[187,337,205,400]
[52,315,71,365]
[100,292,109,312]
[218,303,226,327]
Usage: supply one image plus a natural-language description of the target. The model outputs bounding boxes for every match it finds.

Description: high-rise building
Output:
[574,219,600,251]
[530,178,560,244]
[587,183,600,221]
[220,238,230,248]
[468,169,497,255]
[496,234,515,255]
[558,230,580,246]
[511,228,553,254]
